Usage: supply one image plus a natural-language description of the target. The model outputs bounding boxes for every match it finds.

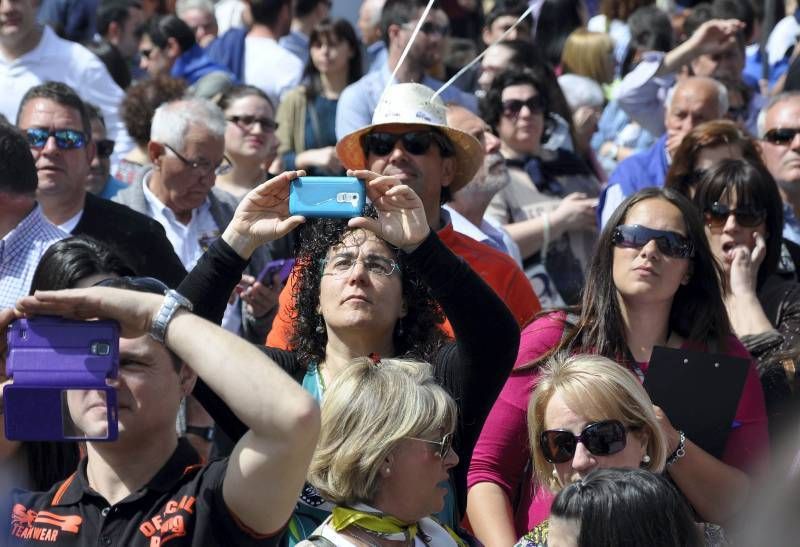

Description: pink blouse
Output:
[466,313,770,535]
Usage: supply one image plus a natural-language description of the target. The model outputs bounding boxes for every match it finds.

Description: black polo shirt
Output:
[7,438,284,546]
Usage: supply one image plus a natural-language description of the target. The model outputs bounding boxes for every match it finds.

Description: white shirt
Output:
[141,175,219,271]
[443,204,523,267]
[56,209,83,234]
[243,36,304,106]
[0,26,133,166]
[215,0,247,34]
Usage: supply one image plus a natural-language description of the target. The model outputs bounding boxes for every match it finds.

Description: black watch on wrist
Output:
[185,425,215,442]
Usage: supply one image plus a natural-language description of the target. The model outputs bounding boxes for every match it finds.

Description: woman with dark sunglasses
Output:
[481,68,600,309]
[214,85,281,201]
[516,355,724,546]
[298,357,462,547]
[467,187,768,546]
[692,159,800,438]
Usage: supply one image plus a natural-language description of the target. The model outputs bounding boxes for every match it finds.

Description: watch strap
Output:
[149,290,193,343]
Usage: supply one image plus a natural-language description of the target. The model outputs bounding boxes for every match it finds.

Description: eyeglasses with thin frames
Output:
[406,432,454,459]
[320,253,400,278]
[163,143,233,176]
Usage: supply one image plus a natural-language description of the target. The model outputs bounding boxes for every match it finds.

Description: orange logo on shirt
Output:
[138,495,195,546]
[10,504,83,542]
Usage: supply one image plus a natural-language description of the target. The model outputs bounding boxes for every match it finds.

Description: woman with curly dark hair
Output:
[174,169,520,544]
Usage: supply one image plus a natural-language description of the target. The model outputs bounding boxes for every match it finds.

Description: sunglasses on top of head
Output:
[540,420,630,464]
[362,131,453,157]
[611,224,695,259]
[704,202,766,229]
[26,128,87,150]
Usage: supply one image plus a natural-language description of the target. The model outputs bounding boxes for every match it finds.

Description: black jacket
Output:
[72,192,187,287]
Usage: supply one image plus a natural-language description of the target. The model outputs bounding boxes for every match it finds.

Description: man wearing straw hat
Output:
[266,82,540,348]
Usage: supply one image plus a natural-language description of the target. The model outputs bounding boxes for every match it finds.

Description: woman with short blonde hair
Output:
[528,353,667,492]
[305,357,463,546]
[561,29,616,86]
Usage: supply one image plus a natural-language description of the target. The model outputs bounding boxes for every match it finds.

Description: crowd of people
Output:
[1,0,800,545]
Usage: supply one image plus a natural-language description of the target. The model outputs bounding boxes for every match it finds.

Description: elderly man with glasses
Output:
[114,97,276,345]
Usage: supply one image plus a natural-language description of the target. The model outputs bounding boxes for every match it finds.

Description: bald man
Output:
[442,105,522,265]
[598,76,728,227]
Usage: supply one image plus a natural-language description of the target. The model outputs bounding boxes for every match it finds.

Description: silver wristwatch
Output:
[149,290,193,343]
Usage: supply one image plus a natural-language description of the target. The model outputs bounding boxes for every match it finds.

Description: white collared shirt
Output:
[57,209,84,234]
[141,174,220,271]
[443,204,523,267]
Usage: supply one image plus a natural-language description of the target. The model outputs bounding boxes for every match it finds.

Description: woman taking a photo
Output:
[467,187,768,546]
[300,357,463,546]
[175,168,519,543]
[276,18,361,176]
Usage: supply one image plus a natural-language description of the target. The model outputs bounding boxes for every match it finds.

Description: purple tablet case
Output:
[3,316,120,442]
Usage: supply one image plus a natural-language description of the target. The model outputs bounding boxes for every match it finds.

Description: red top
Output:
[467,312,770,535]
[265,222,540,348]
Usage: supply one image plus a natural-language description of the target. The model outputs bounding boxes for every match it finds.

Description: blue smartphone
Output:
[289,176,365,218]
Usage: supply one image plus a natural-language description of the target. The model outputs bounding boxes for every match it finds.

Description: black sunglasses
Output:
[96,139,115,159]
[704,201,766,229]
[611,224,695,259]
[26,127,87,150]
[501,96,545,118]
[362,131,452,157]
[139,48,153,59]
[540,420,628,464]
[763,127,800,145]
[406,432,454,459]
[227,115,279,132]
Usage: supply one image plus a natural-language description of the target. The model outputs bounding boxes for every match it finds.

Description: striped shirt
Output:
[0,204,66,309]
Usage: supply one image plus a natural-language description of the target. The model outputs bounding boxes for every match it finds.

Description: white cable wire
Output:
[431,4,535,101]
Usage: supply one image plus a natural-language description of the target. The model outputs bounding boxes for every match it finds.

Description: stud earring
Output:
[642,454,651,464]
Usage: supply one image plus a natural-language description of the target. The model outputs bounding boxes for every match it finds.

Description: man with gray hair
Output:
[758,92,800,246]
[114,98,276,343]
[598,76,729,227]
[177,0,219,47]
[443,105,522,265]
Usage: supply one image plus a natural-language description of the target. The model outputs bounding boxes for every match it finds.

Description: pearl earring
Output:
[642,454,651,464]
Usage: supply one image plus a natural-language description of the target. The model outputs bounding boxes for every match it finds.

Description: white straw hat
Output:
[336,83,484,193]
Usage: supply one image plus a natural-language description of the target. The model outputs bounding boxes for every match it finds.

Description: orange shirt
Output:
[266,223,540,348]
